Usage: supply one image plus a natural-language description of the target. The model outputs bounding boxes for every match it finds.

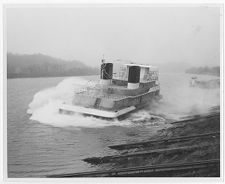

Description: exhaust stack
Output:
[100,62,113,85]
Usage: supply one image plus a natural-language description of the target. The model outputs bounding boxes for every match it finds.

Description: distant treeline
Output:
[7,53,99,78]
[185,66,220,76]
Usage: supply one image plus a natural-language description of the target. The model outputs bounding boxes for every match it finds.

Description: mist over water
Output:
[27,74,220,128]
[28,77,133,128]
[155,73,220,119]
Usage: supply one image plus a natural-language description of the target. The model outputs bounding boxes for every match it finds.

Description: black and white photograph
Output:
[2,3,223,181]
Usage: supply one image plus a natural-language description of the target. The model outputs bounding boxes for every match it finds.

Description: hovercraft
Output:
[59,59,161,118]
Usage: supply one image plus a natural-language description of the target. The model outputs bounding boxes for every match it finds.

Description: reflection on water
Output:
[7,73,219,177]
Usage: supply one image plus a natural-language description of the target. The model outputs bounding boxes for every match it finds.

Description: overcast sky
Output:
[6,6,221,67]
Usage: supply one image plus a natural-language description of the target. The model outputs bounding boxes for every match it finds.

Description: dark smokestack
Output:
[127,65,140,89]
[100,62,113,85]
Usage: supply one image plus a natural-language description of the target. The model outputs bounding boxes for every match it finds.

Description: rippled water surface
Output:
[7,73,219,177]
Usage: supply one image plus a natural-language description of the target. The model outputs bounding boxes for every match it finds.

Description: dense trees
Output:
[8,53,220,78]
[186,66,220,76]
[7,53,99,78]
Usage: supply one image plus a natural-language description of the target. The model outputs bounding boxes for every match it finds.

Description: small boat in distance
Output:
[59,59,161,118]
[189,76,220,89]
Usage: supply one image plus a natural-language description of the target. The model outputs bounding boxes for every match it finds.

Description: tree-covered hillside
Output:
[7,53,99,78]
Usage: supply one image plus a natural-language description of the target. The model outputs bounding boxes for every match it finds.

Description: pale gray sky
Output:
[6,6,221,67]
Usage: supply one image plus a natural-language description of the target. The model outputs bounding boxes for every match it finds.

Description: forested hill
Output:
[185,66,220,76]
[7,53,99,78]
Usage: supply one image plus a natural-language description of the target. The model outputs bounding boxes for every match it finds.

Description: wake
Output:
[27,76,220,128]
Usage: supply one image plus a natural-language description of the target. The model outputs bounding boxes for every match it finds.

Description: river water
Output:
[7,73,220,177]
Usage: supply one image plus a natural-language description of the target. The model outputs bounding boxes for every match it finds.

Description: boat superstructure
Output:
[59,60,160,118]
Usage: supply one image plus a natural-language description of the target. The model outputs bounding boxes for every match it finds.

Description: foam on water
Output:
[149,78,220,120]
[27,75,220,128]
[30,101,132,128]
[28,77,87,114]
[27,77,134,128]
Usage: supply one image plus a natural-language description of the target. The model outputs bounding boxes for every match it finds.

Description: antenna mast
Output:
[102,54,105,63]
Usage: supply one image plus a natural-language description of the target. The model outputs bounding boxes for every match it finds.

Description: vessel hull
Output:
[59,90,160,118]
[59,104,136,118]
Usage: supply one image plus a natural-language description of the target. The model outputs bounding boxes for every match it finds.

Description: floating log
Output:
[171,113,220,124]
[46,159,220,177]
[109,131,220,150]
[83,144,217,165]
